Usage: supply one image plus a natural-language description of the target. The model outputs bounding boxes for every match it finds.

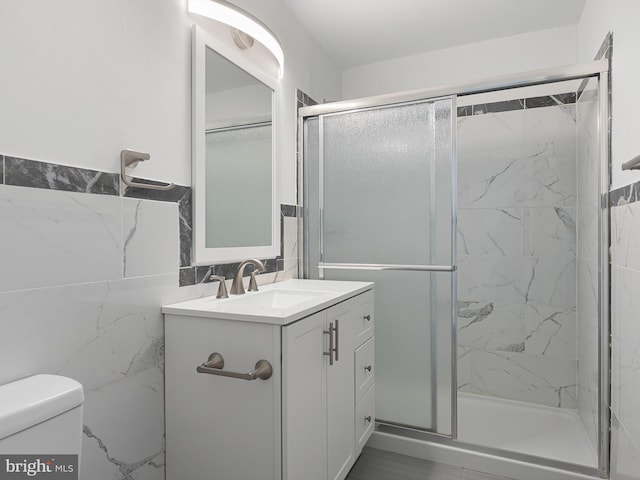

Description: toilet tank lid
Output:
[0,374,84,441]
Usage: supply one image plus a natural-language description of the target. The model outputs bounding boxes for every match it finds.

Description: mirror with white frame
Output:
[192,24,279,264]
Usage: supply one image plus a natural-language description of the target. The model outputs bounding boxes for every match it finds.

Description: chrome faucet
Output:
[230,259,266,295]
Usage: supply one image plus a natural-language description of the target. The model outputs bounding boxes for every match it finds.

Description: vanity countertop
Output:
[162,279,374,325]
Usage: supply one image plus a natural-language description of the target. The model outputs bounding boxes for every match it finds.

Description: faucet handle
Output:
[210,275,229,299]
[230,259,267,295]
[248,270,260,292]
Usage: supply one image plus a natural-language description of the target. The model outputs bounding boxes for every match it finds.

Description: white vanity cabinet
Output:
[163,280,374,480]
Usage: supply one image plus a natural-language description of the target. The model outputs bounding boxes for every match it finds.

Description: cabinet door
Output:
[326,301,356,480]
[165,315,281,480]
[282,311,327,480]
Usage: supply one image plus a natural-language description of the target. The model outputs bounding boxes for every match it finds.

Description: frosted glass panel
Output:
[304,97,455,436]
[322,100,453,265]
[325,268,452,435]
[205,124,272,248]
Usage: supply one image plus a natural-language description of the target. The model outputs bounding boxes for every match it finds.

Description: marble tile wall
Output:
[0,154,299,479]
[457,94,579,408]
[610,194,640,479]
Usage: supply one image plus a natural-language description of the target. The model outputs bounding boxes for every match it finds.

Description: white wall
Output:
[0,1,337,478]
[578,0,640,190]
[0,0,193,184]
[0,0,341,203]
[342,25,578,100]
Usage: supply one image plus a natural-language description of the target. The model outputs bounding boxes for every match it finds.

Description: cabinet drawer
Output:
[355,337,374,402]
[354,290,374,347]
[355,385,375,456]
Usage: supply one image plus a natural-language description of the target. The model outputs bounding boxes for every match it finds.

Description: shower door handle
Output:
[318,262,456,272]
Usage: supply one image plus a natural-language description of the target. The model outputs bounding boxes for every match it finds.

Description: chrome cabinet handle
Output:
[334,319,339,362]
[324,320,339,365]
[365,365,372,372]
[363,314,371,321]
[324,321,335,366]
[196,352,272,380]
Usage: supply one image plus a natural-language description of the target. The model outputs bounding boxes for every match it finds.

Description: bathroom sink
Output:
[224,289,329,309]
[162,279,374,325]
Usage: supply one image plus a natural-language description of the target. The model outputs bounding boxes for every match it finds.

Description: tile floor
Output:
[346,448,514,480]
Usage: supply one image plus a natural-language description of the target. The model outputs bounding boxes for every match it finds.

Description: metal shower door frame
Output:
[298,58,610,478]
[311,96,458,437]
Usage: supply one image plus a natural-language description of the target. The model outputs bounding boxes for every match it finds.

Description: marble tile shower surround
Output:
[456,94,581,409]
[611,198,640,479]
[0,154,299,479]
[456,92,577,118]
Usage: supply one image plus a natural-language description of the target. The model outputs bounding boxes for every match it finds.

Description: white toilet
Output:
[0,374,84,455]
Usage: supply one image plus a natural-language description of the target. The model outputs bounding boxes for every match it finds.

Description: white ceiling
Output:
[280,0,587,68]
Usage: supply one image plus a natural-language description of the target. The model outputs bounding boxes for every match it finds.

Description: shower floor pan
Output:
[369,393,600,480]
[457,393,598,467]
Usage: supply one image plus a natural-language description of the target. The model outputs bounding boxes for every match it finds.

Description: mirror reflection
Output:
[203,45,273,249]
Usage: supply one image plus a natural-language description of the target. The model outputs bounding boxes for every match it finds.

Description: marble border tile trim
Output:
[297,89,318,107]
[4,156,119,195]
[457,93,576,117]
[177,204,297,287]
[278,204,298,273]
[123,178,190,203]
[457,105,473,117]
[525,93,576,109]
[0,153,292,288]
[194,258,280,283]
[578,32,612,101]
[610,181,640,207]
[524,92,576,108]
[578,89,599,103]
[178,189,193,267]
[578,32,613,98]
[472,99,525,115]
[281,204,297,217]
[179,266,196,287]
[595,31,613,62]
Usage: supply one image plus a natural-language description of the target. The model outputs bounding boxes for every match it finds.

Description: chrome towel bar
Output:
[196,352,273,381]
[622,153,640,171]
[120,149,175,191]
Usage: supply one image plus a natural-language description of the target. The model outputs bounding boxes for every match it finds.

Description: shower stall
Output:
[300,61,610,480]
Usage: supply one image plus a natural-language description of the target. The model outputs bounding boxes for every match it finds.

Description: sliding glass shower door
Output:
[303,98,456,435]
